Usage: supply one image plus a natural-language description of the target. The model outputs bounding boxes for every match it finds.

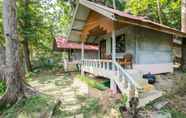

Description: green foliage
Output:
[105,0,126,10]
[162,108,186,118]
[126,0,181,29]
[0,80,6,96]
[1,95,54,118]
[113,95,128,110]
[32,52,64,72]
[76,75,108,90]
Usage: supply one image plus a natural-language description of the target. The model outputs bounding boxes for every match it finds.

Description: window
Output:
[116,34,125,53]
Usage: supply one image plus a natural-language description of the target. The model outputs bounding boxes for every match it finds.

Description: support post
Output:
[112,27,116,63]
[81,41,85,75]
[111,23,117,94]
[112,0,116,10]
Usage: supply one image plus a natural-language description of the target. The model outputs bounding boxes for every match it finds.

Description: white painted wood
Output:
[111,79,117,94]
[81,41,85,75]
[112,28,116,63]
[68,2,80,39]
[79,0,116,20]
[133,63,173,74]
[81,59,162,107]
[113,0,116,10]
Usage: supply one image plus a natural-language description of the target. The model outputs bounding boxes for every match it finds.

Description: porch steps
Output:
[126,69,149,87]
[82,59,162,108]
[120,70,162,107]
[138,90,162,108]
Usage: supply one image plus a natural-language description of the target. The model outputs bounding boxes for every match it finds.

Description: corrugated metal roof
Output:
[55,36,99,51]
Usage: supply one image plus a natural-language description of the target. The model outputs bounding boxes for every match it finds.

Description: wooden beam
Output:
[80,11,114,41]
[68,2,80,39]
[75,18,87,22]
[72,28,82,32]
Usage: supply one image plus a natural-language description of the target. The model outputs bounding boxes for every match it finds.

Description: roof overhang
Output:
[55,36,99,51]
[68,0,186,42]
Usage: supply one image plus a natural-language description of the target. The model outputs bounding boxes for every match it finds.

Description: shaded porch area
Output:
[78,9,162,107]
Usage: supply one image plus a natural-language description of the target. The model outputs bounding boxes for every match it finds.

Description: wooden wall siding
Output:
[80,11,127,41]
[80,11,113,41]
[102,25,173,65]
[133,27,172,64]
[72,50,98,61]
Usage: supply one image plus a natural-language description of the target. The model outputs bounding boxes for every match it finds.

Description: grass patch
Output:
[0,95,56,118]
[76,75,108,91]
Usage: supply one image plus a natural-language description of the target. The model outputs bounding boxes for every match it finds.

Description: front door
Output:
[100,40,106,59]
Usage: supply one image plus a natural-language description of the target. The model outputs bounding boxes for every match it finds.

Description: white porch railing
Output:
[82,59,143,99]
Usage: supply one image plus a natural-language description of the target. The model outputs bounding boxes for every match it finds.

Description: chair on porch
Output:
[117,53,133,69]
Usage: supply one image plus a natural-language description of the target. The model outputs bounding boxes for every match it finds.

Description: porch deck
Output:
[82,59,162,107]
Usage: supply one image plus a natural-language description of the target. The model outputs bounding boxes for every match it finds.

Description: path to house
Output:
[29,72,84,118]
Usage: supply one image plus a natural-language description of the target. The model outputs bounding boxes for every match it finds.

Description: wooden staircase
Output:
[82,59,162,107]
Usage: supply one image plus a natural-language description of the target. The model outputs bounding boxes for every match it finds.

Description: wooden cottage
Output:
[54,36,98,61]
[54,36,98,71]
[67,0,186,107]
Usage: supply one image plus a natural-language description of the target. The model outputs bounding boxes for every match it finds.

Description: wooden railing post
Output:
[81,41,85,75]
[107,62,109,70]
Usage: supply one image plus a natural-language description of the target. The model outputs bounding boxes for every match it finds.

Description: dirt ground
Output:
[27,70,186,118]
[137,71,186,118]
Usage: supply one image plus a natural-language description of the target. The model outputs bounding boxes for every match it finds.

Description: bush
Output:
[31,52,64,72]
[0,80,6,96]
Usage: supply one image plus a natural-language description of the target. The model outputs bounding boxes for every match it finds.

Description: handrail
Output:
[83,59,112,62]
[82,59,143,98]
[82,59,141,88]
[113,61,141,89]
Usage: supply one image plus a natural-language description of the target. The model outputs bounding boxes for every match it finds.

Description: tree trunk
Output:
[182,0,186,70]
[0,47,5,81]
[0,0,38,107]
[0,0,24,107]
[23,39,32,72]
[157,0,163,24]
[182,0,186,32]
[23,0,32,72]
[0,47,5,66]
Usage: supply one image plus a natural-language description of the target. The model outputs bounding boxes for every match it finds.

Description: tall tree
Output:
[127,0,181,29]
[157,0,163,24]
[182,0,186,32]
[22,0,32,72]
[0,0,24,106]
[0,0,36,107]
